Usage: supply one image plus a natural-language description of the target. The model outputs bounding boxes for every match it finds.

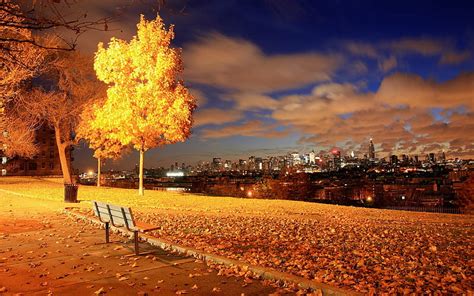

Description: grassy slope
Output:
[0,176,471,222]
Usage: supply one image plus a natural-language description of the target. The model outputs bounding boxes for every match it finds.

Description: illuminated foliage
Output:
[77,103,126,161]
[77,103,128,187]
[93,15,196,195]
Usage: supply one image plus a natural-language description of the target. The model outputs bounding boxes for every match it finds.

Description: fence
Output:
[385,206,463,214]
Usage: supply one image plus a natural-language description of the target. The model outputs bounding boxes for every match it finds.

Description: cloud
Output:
[439,51,472,65]
[383,37,446,56]
[183,33,342,93]
[269,72,474,157]
[200,120,290,139]
[379,55,397,72]
[342,37,448,58]
[224,93,279,110]
[190,89,208,107]
[194,108,243,127]
[342,37,470,67]
[344,41,378,58]
[272,82,375,133]
[192,69,473,158]
[376,72,474,108]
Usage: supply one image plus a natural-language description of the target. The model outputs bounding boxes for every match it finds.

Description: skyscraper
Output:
[309,150,316,164]
[369,138,375,160]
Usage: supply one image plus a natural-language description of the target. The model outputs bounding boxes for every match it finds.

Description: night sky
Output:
[71,0,474,171]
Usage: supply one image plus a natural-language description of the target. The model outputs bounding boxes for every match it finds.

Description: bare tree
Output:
[0,0,112,51]
[13,49,104,184]
[1,112,38,158]
[1,0,182,52]
[0,0,112,110]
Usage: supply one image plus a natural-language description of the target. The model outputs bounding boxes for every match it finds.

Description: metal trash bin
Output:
[64,183,79,203]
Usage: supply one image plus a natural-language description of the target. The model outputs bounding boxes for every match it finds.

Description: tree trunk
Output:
[97,157,101,187]
[54,125,73,184]
[138,149,144,196]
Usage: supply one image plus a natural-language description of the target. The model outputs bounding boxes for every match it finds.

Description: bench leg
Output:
[105,222,110,243]
[134,231,139,255]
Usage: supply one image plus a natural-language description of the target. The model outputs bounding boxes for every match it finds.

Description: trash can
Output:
[64,183,79,203]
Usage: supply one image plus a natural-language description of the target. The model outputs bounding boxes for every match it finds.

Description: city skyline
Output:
[70,0,474,170]
[90,138,469,173]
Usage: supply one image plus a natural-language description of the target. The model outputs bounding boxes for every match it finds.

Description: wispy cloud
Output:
[183,33,343,93]
[200,120,290,139]
[194,108,244,127]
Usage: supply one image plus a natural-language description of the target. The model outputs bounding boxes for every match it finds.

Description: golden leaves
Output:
[123,207,472,294]
[93,15,195,151]
[77,102,126,160]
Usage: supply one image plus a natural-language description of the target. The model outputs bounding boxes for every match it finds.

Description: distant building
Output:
[429,153,436,163]
[0,124,71,176]
[390,155,399,165]
[212,157,222,170]
[439,151,446,162]
[369,138,376,160]
[238,159,247,171]
[255,157,263,170]
[248,156,256,170]
[291,152,301,165]
[224,160,232,170]
[309,150,316,164]
[332,149,342,169]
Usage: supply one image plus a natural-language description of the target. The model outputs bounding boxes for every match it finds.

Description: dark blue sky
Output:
[74,0,474,171]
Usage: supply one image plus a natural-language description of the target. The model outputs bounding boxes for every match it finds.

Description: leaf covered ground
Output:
[1,177,473,294]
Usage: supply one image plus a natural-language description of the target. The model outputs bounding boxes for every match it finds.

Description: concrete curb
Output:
[0,188,39,199]
[64,209,361,296]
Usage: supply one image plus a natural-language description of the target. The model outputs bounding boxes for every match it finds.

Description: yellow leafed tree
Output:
[93,15,196,195]
[77,103,128,187]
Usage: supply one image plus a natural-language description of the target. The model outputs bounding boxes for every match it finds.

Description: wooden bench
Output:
[92,201,159,255]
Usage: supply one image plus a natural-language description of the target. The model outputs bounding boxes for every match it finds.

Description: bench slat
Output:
[95,208,133,220]
[92,201,135,229]
[95,203,132,215]
[134,221,160,232]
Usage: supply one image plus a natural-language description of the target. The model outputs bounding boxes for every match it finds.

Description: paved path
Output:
[0,192,285,295]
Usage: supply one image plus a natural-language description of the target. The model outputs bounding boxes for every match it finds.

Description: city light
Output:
[166,171,185,177]
[88,170,94,176]
[247,190,253,197]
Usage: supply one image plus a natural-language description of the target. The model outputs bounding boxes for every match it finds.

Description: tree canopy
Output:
[93,15,195,151]
[93,15,196,194]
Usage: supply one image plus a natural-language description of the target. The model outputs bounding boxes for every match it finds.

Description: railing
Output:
[385,206,463,214]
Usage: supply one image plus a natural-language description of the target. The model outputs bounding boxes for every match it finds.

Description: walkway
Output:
[0,192,284,295]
